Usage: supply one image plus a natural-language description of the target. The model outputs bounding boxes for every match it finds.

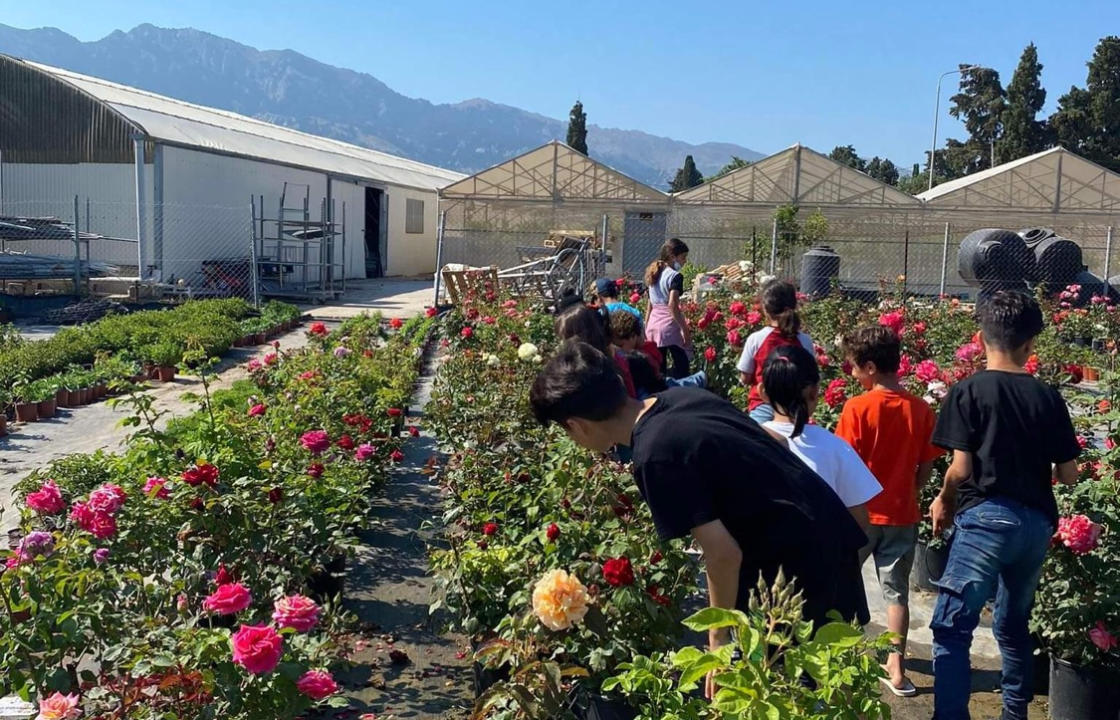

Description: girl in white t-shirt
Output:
[759,344,880,532]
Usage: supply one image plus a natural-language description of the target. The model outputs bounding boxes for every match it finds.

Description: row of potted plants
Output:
[0,310,432,719]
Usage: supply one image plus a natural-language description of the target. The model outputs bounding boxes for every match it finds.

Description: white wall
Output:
[1,163,144,267]
[329,179,368,280]
[385,186,439,277]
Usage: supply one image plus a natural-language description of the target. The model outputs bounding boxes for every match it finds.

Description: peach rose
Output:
[36,692,81,720]
[531,569,590,631]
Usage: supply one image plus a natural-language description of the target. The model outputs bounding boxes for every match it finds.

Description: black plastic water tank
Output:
[801,245,840,299]
[958,228,1037,289]
[1018,227,1057,247]
[1034,236,1084,293]
[1108,276,1120,303]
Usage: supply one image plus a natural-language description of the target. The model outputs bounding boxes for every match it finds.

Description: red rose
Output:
[215,564,234,585]
[703,346,717,363]
[649,550,663,565]
[182,463,220,487]
[336,434,355,450]
[306,463,325,478]
[248,403,266,417]
[309,321,328,337]
[408,425,420,437]
[546,523,560,542]
[296,669,338,700]
[230,624,283,674]
[390,449,404,462]
[602,557,635,587]
[387,407,403,418]
[460,327,473,339]
[629,292,641,304]
[482,522,498,536]
[647,584,671,607]
[726,330,742,347]
[1100,400,1112,414]
[425,306,438,317]
[268,487,283,504]
[1066,364,1084,384]
[203,582,252,615]
[389,317,403,329]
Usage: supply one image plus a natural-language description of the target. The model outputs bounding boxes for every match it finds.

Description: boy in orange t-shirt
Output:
[835,325,943,697]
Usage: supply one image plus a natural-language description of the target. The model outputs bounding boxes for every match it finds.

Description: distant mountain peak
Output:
[0,22,764,186]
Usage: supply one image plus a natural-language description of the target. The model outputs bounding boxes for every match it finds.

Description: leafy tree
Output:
[897,171,929,196]
[1051,36,1120,172]
[566,101,588,155]
[668,155,704,192]
[865,157,900,185]
[828,145,865,171]
[713,156,752,179]
[997,43,1049,163]
[802,209,829,245]
[949,66,1007,171]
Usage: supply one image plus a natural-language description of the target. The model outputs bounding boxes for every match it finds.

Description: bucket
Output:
[1048,657,1120,720]
[910,540,949,592]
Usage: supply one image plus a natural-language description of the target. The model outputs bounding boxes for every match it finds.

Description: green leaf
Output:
[814,622,864,648]
[681,606,749,632]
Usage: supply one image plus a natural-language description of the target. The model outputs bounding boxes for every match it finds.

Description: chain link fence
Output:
[439,198,1119,301]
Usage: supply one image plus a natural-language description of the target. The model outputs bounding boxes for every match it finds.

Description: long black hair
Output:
[555,304,612,356]
[761,344,820,438]
[760,279,801,338]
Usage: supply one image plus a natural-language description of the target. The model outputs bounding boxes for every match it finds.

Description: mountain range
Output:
[0,23,765,187]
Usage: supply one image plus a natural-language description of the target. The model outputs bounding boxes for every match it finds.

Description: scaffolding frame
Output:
[252,183,346,302]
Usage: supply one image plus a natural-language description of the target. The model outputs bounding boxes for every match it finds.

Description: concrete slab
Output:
[298,278,433,321]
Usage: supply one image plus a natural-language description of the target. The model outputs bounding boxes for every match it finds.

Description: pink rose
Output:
[143,476,170,500]
[306,463,325,478]
[460,326,474,339]
[272,594,320,632]
[729,301,747,316]
[877,310,905,337]
[247,358,263,372]
[745,310,762,325]
[248,403,266,417]
[1057,514,1101,555]
[300,430,331,455]
[355,443,375,462]
[1089,621,1119,651]
[915,359,941,383]
[824,378,848,409]
[703,346,717,363]
[88,484,127,516]
[70,503,116,540]
[230,624,283,674]
[955,342,983,364]
[296,669,339,700]
[203,583,252,615]
[34,691,82,720]
[726,330,742,347]
[27,480,65,515]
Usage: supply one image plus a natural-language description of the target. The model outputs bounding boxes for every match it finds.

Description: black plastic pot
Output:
[910,540,949,592]
[581,695,637,720]
[1048,657,1120,720]
[307,553,347,601]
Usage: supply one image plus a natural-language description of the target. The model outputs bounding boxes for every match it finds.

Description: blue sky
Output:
[2,0,1117,166]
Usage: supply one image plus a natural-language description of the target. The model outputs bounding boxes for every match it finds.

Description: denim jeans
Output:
[930,497,1053,720]
[665,370,706,390]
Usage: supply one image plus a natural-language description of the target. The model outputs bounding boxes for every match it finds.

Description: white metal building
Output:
[0,55,464,279]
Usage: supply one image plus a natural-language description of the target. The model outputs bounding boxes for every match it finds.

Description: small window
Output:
[405,198,425,234]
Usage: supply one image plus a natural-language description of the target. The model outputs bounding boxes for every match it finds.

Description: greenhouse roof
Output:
[439,141,668,203]
[675,144,921,207]
[18,58,464,191]
[916,146,1120,212]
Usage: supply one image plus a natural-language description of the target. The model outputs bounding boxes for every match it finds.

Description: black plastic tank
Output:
[958,229,1037,293]
[1018,227,1057,247]
[1109,276,1120,303]
[800,245,840,299]
[1034,236,1084,293]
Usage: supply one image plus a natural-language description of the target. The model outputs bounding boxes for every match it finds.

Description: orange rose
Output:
[531,569,590,631]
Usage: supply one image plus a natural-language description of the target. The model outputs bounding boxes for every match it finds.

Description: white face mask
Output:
[672,261,682,271]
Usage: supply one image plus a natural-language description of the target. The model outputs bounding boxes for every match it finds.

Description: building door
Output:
[622,211,668,278]
[364,187,384,278]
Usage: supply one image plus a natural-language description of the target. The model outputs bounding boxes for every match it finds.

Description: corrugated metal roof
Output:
[18,58,464,192]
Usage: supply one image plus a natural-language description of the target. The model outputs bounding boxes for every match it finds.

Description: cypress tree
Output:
[566,101,588,155]
[669,155,704,192]
[997,43,1048,163]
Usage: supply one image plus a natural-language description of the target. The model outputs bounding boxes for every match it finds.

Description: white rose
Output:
[738,260,753,272]
[485,354,500,366]
[758,274,776,286]
[532,355,543,364]
[517,342,540,361]
[927,381,948,399]
[923,395,936,405]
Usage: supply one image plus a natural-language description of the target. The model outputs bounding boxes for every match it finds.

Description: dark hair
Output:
[555,304,611,356]
[977,290,1044,352]
[644,237,690,288]
[761,345,820,437]
[842,325,901,374]
[621,350,666,397]
[555,287,585,314]
[609,309,642,342]
[530,341,628,426]
[761,279,801,337]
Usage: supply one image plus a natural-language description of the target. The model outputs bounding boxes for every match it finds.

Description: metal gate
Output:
[622,211,668,278]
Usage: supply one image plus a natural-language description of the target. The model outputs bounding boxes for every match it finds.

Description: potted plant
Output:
[1031,475,1120,720]
[11,376,39,423]
[149,341,182,382]
[0,388,9,436]
[911,466,951,592]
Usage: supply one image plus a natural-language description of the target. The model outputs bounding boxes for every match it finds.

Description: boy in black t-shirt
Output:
[530,340,869,699]
[929,291,1081,720]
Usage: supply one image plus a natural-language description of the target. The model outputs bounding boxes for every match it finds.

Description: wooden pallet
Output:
[441,266,499,305]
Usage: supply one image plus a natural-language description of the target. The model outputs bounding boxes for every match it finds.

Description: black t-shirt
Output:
[630,387,868,623]
[932,370,1080,524]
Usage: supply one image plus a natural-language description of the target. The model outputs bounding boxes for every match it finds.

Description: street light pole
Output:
[928,65,982,193]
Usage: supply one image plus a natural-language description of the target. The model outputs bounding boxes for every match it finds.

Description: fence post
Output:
[769,218,778,275]
[939,222,951,297]
[600,213,609,277]
[1105,226,1114,295]
[433,209,447,308]
[72,195,81,296]
[133,135,147,281]
[902,229,910,295]
[249,198,260,308]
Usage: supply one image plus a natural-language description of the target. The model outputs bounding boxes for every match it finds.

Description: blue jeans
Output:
[665,370,706,390]
[930,497,1053,720]
[749,403,775,424]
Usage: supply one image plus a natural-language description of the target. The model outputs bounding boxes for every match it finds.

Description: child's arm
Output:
[931,449,971,536]
[1054,460,1079,485]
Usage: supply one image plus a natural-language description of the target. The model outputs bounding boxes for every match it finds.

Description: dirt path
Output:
[0,328,311,533]
[336,354,473,719]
